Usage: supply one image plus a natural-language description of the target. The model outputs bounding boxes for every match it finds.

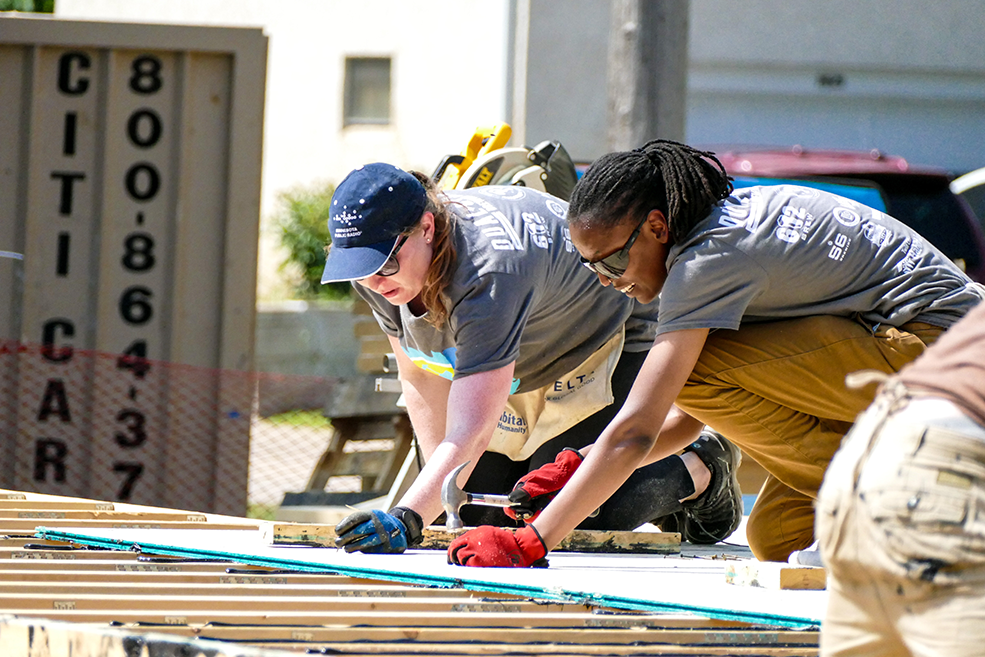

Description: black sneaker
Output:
[680,429,743,544]
[649,511,683,534]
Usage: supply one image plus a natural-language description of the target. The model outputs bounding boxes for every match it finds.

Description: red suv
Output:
[712,146,985,283]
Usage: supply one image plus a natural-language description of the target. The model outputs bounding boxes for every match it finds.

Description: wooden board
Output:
[0,519,257,532]
[0,616,821,657]
[725,561,827,590]
[0,487,821,656]
[263,522,681,554]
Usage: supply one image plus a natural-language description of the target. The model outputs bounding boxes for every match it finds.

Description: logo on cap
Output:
[333,207,359,226]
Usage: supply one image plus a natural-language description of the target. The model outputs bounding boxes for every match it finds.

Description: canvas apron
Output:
[486,329,625,461]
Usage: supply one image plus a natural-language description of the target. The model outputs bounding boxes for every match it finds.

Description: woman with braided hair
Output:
[448,140,984,568]
[322,162,744,557]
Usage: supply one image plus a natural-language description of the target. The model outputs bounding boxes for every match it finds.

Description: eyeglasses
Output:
[376,233,412,277]
[579,213,648,279]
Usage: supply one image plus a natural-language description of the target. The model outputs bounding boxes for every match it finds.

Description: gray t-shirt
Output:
[660,184,984,335]
[357,187,660,393]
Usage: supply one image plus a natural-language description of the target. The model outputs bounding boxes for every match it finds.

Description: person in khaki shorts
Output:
[447,139,984,568]
[817,300,985,657]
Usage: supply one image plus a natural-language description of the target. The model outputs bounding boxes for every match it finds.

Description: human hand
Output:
[505,447,584,521]
[334,506,423,554]
[447,525,548,568]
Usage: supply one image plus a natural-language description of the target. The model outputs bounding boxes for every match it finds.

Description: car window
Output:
[960,185,985,229]
[951,167,985,228]
[772,173,981,277]
[954,185,985,231]
[731,174,980,273]
[881,185,981,274]
[732,176,887,212]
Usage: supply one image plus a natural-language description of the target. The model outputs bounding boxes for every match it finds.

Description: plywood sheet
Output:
[36,526,826,628]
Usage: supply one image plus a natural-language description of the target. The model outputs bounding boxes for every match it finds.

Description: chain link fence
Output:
[1,340,401,518]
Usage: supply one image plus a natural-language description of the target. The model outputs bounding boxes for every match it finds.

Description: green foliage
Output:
[272,181,351,300]
[267,409,332,428]
[0,0,54,11]
[246,503,278,521]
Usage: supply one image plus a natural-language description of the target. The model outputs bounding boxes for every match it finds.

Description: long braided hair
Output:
[568,140,733,243]
[410,171,457,329]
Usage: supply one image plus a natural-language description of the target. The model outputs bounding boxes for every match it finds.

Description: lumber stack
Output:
[0,488,820,656]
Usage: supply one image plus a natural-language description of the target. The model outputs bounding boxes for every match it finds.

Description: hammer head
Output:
[441,461,470,531]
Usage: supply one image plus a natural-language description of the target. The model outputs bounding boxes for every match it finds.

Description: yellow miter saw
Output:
[432,123,578,201]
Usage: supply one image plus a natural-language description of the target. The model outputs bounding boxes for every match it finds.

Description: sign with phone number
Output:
[0,19,266,515]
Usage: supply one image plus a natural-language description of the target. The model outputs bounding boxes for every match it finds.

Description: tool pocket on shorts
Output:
[862,426,985,578]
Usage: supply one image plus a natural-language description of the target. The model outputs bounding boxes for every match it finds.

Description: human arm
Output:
[506,404,704,521]
[574,404,704,464]
[388,335,516,525]
[336,337,516,552]
[386,334,451,460]
[530,328,709,550]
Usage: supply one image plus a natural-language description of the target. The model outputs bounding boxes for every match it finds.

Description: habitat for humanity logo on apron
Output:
[488,329,624,461]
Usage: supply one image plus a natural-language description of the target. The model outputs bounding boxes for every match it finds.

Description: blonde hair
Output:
[410,172,457,329]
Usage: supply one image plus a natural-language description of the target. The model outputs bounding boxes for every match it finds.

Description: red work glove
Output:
[505,447,584,522]
[447,525,548,568]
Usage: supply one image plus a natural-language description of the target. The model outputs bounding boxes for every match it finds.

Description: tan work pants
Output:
[674,315,943,561]
[817,391,985,657]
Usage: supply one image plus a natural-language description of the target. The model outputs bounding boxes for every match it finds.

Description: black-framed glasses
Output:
[376,233,412,277]
[579,213,648,279]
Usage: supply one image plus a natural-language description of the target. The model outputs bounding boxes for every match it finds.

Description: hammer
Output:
[441,461,516,531]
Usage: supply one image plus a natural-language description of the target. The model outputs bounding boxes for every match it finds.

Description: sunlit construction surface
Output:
[0,489,824,656]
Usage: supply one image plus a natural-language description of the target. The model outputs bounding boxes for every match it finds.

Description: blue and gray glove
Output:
[334,506,424,554]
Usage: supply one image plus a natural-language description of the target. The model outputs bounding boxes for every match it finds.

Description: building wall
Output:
[54,0,985,180]
[520,0,611,160]
[520,0,985,171]
[686,0,985,173]
[689,0,985,70]
[54,0,512,300]
[56,0,511,213]
[52,0,985,305]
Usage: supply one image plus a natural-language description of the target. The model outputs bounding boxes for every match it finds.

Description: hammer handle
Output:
[465,492,513,508]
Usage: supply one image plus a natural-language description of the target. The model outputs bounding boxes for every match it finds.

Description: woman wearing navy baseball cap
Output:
[324,162,743,558]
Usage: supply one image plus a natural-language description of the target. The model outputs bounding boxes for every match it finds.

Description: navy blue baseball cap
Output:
[321,163,427,283]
